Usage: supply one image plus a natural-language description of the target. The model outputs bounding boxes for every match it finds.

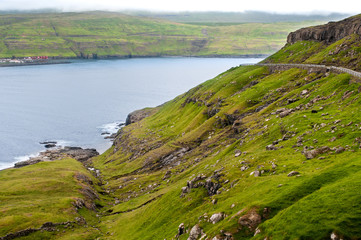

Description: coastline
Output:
[0,54,269,67]
[0,60,71,68]
[0,121,124,171]
[0,57,259,170]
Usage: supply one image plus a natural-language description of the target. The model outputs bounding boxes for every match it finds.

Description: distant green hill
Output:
[0,11,333,58]
[128,10,350,24]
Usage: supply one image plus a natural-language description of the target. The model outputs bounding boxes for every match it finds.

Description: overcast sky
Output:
[0,0,358,14]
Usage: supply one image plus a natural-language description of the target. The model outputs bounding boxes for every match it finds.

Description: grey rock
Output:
[188,224,202,240]
[234,149,242,157]
[241,165,249,171]
[210,213,224,224]
[335,147,345,154]
[287,171,300,177]
[177,223,185,237]
[304,146,330,159]
[238,209,262,231]
[266,144,278,150]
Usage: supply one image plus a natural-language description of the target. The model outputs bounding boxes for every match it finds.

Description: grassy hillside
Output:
[0,11,327,58]
[265,34,361,71]
[0,158,103,239]
[264,14,361,71]
[128,11,349,24]
[87,64,361,239]
[2,14,361,240]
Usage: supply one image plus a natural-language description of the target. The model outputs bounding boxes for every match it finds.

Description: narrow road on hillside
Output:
[256,63,361,79]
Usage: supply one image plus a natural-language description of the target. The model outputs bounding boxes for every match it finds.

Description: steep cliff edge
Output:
[287,14,361,44]
[266,14,361,71]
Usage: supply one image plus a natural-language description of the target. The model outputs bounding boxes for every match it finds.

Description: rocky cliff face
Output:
[287,14,361,44]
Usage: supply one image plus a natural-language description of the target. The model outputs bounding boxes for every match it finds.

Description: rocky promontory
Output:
[125,108,158,125]
[14,147,99,168]
[287,14,361,44]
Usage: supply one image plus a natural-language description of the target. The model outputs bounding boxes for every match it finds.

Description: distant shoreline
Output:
[0,60,72,67]
[0,54,268,68]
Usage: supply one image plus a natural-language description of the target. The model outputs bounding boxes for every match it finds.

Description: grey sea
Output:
[0,57,262,169]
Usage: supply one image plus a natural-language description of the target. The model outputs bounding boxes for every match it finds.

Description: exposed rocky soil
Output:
[125,108,158,126]
[287,14,361,44]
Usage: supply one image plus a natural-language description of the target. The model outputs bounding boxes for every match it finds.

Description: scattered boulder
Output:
[205,179,222,196]
[279,109,293,118]
[271,162,278,169]
[238,209,262,231]
[266,144,278,150]
[301,90,309,95]
[335,147,345,154]
[303,146,330,159]
[181,173,221,197]
[177,223,185,237]
[241,165,249,171]
[188,224,202,240]
[234,149,242,157]
[287,171,300,177]
[253,170,261,177]
[210,213,224,224]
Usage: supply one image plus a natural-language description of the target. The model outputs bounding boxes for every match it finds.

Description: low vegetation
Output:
[1,13,361,240]
[0,11,330,58]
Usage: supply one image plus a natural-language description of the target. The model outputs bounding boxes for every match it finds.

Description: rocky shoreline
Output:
[13,146,99,168]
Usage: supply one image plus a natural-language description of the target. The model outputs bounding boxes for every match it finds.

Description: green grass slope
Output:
[2,14,361,240]
[85,16,361,239]
[89,62,361,239]
[0,11,326,58]
[0,158,103,239]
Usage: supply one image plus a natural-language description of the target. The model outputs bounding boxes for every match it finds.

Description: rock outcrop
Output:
[125,108,155,125]
[14,147,99,168]
[287,15,361,44]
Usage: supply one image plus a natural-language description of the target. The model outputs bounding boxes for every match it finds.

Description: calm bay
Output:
[0,57,262,169]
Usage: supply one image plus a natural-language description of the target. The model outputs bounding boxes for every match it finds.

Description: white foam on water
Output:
[53,140,72,147]
[0,161,18,170]
[14,152,40,162]
[97,121,124,134]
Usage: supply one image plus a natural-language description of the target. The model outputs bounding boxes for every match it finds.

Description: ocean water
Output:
[0,57,262,169]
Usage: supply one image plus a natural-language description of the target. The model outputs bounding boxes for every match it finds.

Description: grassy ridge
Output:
[0,11,326,58]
